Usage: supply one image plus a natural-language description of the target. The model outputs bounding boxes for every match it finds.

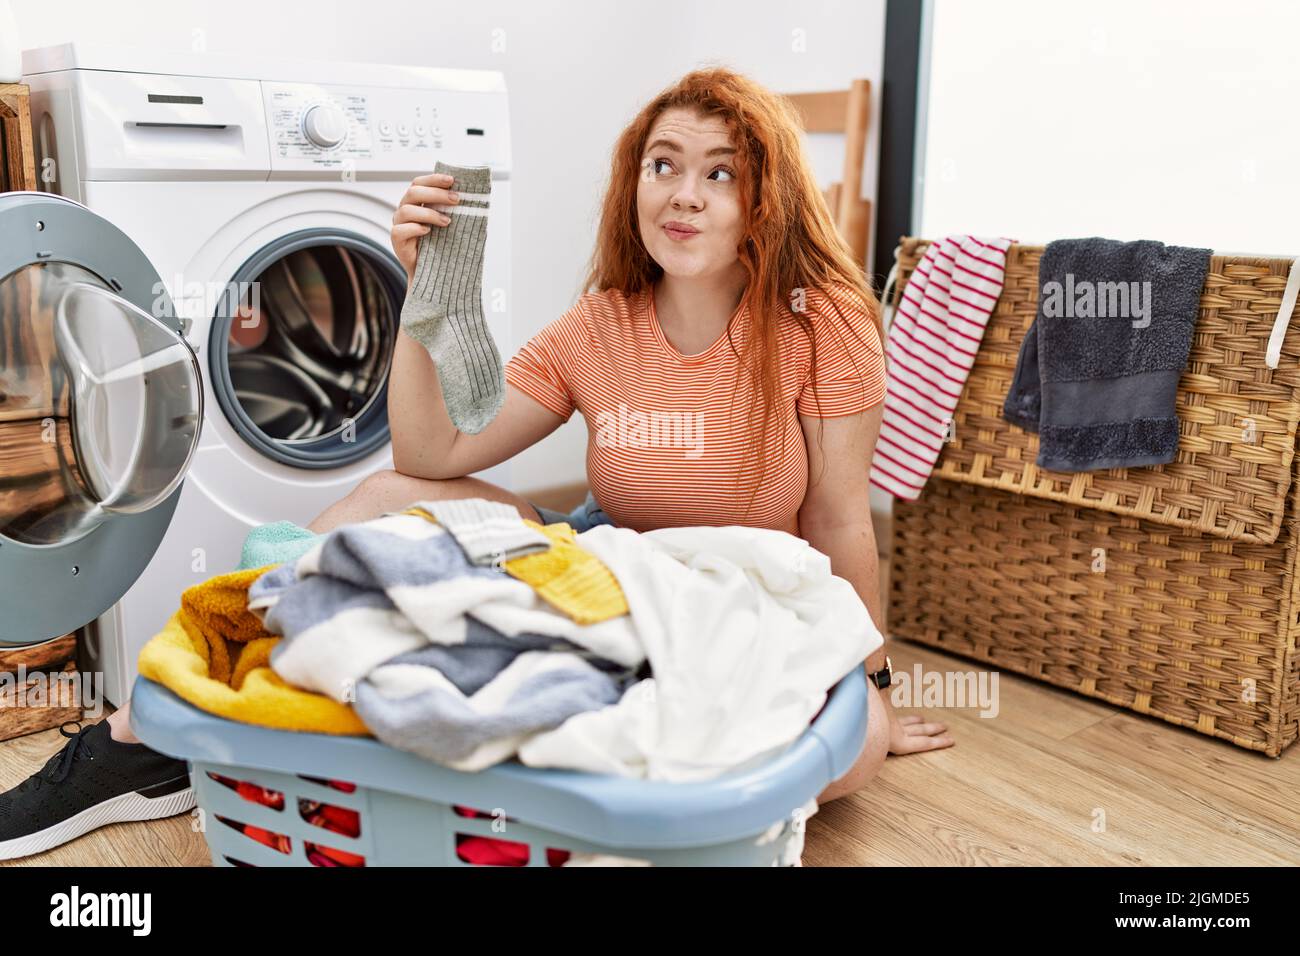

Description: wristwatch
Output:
[867,655,893,689]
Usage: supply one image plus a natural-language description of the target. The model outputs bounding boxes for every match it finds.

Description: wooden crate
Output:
[0,82,37,192]
[0,635,83,741]
[0,84,80,740]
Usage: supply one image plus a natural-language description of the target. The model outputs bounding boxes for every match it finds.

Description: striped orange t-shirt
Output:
[504,283,886,534]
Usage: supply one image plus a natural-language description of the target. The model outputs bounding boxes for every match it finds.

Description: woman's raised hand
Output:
[390,171,462,285]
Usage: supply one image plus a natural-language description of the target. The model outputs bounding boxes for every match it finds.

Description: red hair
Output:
[580,67,883,522]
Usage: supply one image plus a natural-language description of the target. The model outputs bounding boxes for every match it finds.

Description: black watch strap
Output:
[867,655,893,689]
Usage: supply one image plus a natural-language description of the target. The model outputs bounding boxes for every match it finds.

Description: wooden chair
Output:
[781,79,873,268]
[783,80,891,604]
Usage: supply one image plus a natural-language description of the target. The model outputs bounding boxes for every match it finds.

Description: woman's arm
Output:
[389,330,569,480]
[797,406,886,663]
[798,405,953,756]
[387,174,566,479]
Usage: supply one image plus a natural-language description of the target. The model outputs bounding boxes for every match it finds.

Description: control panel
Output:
[262,81,508,179]
[266,84,375,160]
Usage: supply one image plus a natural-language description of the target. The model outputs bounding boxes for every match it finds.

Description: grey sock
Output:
[401,161,502,434]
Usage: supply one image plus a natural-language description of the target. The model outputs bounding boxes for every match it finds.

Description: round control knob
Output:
[302,105,347,149]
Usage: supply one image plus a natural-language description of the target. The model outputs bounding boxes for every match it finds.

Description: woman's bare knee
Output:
[354,468,427,508]
[309,469,540,534]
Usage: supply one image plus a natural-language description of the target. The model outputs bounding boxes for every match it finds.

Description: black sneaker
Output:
[0,719,195,860]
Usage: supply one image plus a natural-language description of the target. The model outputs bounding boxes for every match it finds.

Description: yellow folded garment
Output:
[137,566,369,735]
[401,507,630,625]
[506,520,628,625]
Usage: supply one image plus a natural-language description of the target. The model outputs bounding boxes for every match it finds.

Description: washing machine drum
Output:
[0,193,201,647]
[209,236,400,467]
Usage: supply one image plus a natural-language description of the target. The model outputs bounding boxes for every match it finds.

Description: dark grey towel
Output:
[1002,237,1211,471]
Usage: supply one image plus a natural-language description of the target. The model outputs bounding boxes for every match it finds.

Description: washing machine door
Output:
[0,192,202,647]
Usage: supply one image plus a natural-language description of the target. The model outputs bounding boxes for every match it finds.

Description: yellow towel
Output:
[137,567,369,735]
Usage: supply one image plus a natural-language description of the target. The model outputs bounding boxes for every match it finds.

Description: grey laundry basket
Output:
[129,668,869,867]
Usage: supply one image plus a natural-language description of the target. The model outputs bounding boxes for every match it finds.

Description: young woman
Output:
[0,68,951,862]
[309,67,951,783]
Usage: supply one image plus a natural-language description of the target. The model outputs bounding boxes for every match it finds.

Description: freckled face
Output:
[637,108,746,279]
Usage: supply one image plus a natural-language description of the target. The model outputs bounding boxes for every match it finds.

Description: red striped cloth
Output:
[869,235,1014,500]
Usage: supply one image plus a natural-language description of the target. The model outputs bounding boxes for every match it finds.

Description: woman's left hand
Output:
[882,690,954,755]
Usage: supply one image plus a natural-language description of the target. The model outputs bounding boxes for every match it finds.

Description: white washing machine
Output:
[14,43,513,704]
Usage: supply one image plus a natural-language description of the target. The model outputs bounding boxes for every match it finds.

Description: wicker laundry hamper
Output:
[885,238,1300,756]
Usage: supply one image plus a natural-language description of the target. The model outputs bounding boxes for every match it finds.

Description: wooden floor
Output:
[3,490,1297,867]
[805,637,1300,866]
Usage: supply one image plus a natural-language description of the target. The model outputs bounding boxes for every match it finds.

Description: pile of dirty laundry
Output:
[139,498,882,783]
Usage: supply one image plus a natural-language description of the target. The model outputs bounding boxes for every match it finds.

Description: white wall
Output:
[11,0,886,494]
[920,0,1300,257]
